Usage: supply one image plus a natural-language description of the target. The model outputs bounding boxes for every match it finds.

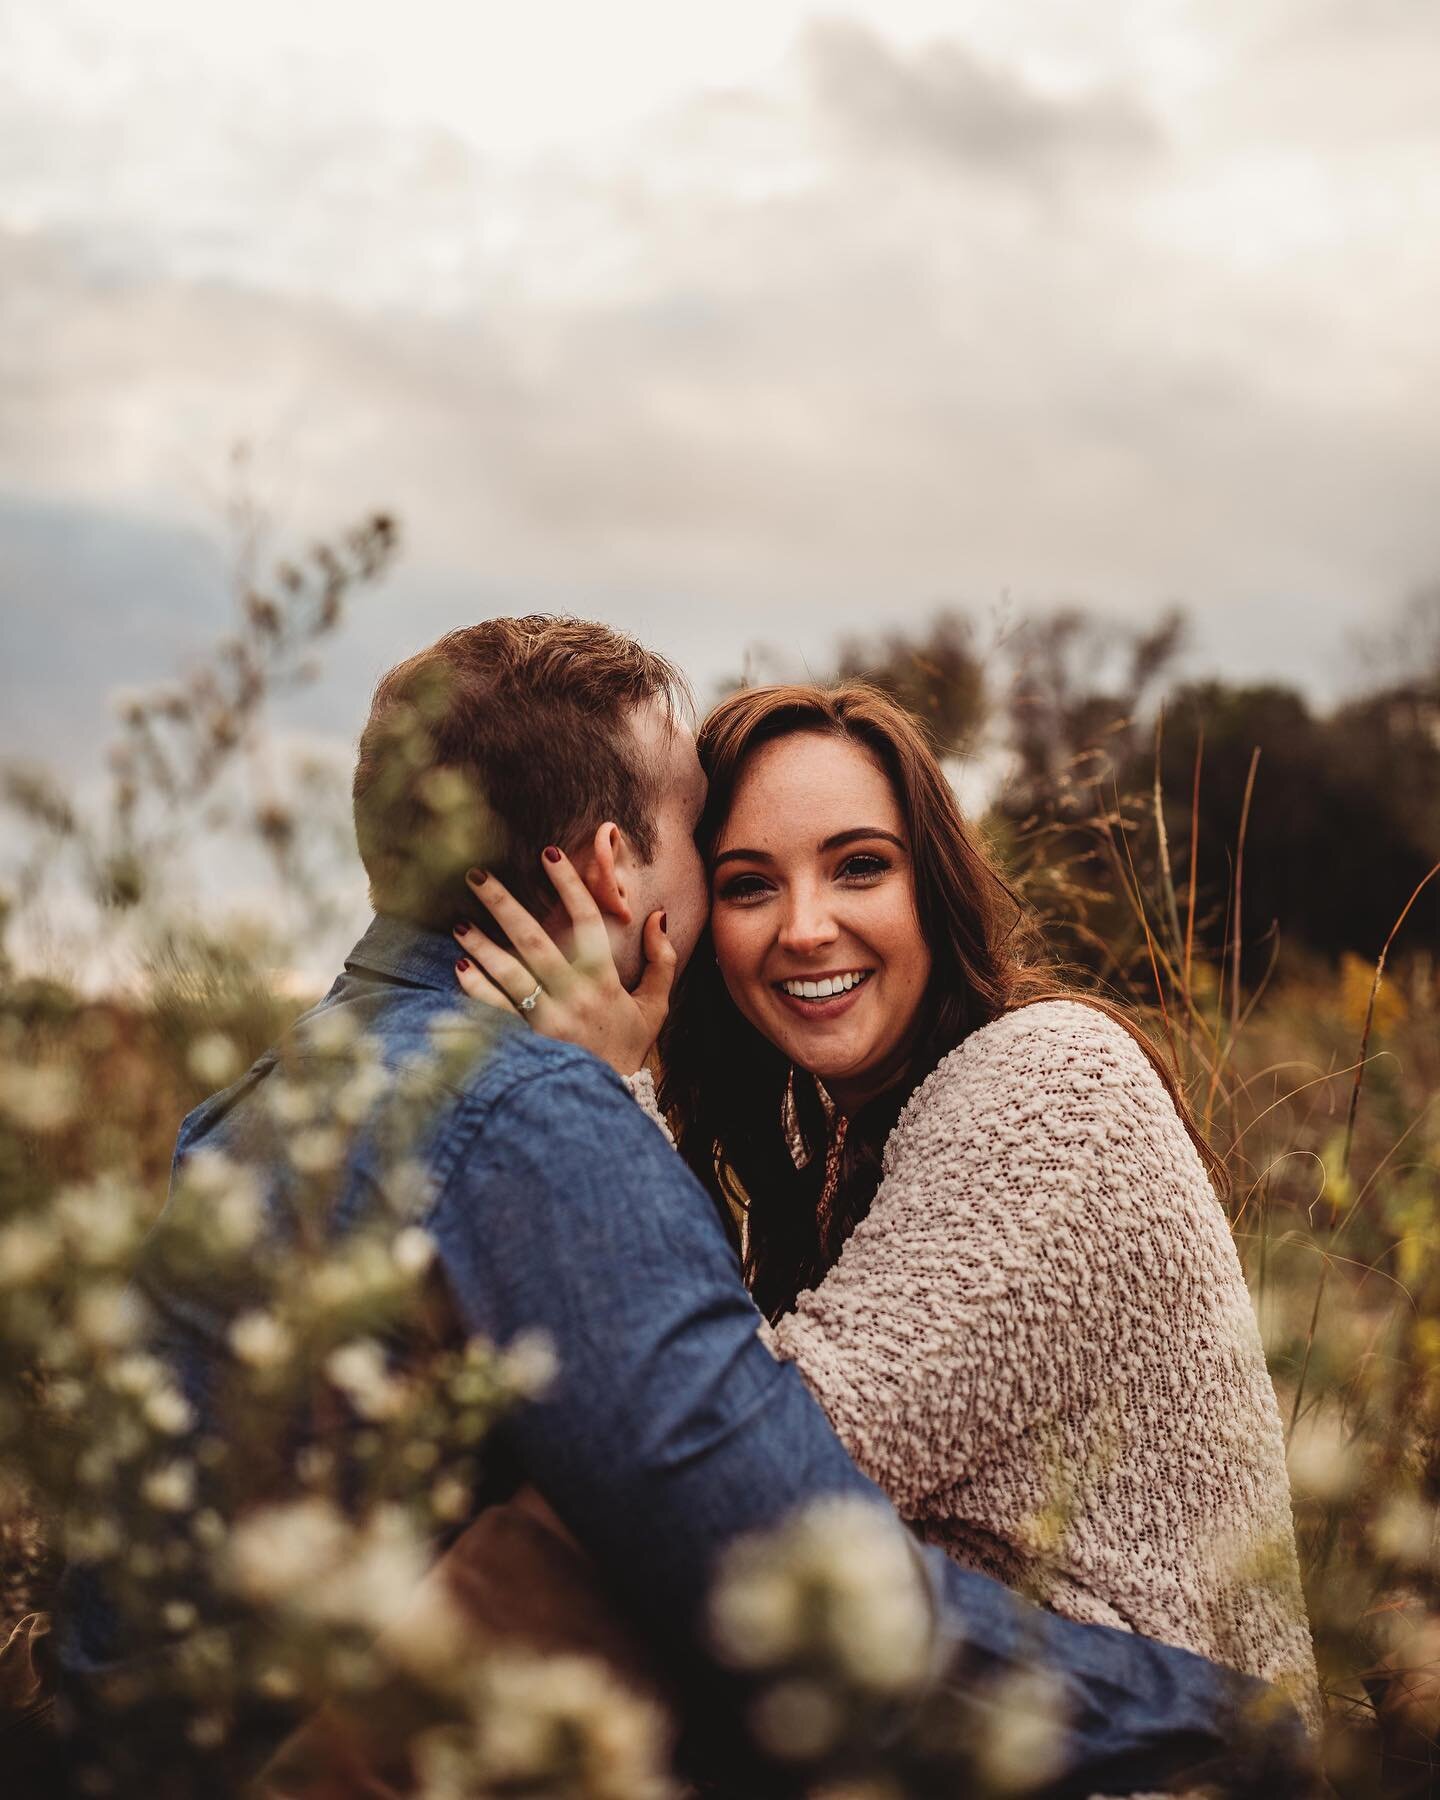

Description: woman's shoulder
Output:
[909,996,1158,1106]
[886,998,1174,1165]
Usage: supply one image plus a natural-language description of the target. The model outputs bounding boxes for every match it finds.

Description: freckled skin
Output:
[710,733,932,1115]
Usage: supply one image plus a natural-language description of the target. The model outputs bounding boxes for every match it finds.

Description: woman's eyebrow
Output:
[713,827,905,869]
[822,827,906,853]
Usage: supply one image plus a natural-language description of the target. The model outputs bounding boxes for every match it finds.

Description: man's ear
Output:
[576,821,635,927]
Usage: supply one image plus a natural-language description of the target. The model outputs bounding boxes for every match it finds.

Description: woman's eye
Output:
[838,853,890,882]
[717,873,773,903]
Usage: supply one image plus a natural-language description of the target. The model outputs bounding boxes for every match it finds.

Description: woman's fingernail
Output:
[456,957,470,973]
[543,845,562,864]
[659,912,668,934]
[452,921,469,939]
[467,867,488,885]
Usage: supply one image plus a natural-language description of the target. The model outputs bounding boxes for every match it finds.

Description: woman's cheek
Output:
[711,910,752,998]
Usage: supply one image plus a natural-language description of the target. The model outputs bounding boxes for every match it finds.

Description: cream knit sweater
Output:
[632,999,1319,1728]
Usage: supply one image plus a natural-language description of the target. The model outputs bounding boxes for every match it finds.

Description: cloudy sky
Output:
[4,0,1440,787]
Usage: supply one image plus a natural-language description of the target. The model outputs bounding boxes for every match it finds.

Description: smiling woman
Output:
[708,736,933,1121]
[658,681,1095,1314]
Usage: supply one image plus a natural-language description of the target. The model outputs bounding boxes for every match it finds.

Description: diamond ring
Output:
[518,982,544,1014]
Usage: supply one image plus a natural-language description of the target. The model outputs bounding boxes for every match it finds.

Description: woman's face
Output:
[709,731,933,1109]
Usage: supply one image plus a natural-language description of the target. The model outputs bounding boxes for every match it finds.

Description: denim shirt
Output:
[70,916,1315,1796]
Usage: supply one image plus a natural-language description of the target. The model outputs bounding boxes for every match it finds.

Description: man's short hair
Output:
[353,616,687,929]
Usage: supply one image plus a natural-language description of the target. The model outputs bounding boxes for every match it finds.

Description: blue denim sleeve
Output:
[427,1056,1317,1798]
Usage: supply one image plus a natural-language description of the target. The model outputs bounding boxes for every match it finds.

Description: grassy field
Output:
[2,547,1437,1794]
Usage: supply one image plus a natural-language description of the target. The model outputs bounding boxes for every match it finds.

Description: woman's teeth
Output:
[778,971,872,1000]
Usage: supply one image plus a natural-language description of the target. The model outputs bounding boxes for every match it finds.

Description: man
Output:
[65,618,1319,1795]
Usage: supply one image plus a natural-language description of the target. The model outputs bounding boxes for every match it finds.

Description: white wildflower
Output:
[226,1496,349,1606]
[162,1599,198,1633]
[105,1416,147,1462]
[415,1654,672,1800]
[342,1507,432,1632]
[229,1309,293,1368]
[256,1664,301,1701]
[430,1475,470,1523]
[46,1377,86,1416]
[334,1062,387,1125]
[0,1064,78,1131]
[1373,1494,1439,1568]
[711,1498,931,1696]
[392,1225,436,1275]
[1288,1413,1361,1503]
[383,1158,436,1222]
[76,1448,116,1488]
[326,1338,404,1420]
[178,1152,264,1252]
[500,1330,558,1399]
[295,1445,334,1486]
[108,1353,167,1398]
[143,1386,196,1436]
[186,1712,228,1749]
[750,1677,841,1760]
[382,1576,472,1684]
[267,1080,317,1127]
[427,1008,488,1064]
[214,1181,264,1252]
[191,1509,227,1549]
[142,1460,197,1513]
[225,1497,427,1634]
[74,1282,145,1351]
[973,1667,1068,1794]
[311,1238,400,1311]
[311,1259,362,1309]
[307,1008,360,1055]
[64,1514,122,1563]
[55,1178,144,1265]
[187,1031,240,1087]
[0,1218,60,1286]
[288,1125,345,1175]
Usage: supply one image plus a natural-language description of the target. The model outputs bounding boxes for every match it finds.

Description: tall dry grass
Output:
[1,541,1435,1794]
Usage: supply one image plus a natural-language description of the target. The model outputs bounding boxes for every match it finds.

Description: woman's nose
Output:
[778,889,839,954]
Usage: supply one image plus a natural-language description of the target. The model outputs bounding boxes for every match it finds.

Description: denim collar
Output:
[344,913,462,993]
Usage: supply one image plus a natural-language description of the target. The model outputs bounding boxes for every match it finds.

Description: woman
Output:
[452,681,1320,1725]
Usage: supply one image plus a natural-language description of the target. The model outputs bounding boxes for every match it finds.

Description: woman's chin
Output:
[781,1034,875,1083]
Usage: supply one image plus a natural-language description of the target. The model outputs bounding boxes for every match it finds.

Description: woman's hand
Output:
[451,848,675,1077]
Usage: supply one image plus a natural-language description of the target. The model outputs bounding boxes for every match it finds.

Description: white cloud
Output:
[2,0,1439,744]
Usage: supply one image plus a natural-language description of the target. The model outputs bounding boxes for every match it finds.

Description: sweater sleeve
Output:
[769,1003,1184,1514]
[622,1067,677,1149]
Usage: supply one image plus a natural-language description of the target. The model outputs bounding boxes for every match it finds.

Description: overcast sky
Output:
[4,0,1440,788]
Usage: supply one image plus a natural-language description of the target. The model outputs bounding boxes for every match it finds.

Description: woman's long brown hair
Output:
[657,681,1228,1322]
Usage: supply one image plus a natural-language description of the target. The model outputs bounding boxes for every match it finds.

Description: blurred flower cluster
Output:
[0,514,677,1798]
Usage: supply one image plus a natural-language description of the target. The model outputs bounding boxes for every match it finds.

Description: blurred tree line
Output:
[828,586,1440,987]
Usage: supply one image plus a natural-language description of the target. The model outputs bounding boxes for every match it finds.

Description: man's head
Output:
[353,617,709,984]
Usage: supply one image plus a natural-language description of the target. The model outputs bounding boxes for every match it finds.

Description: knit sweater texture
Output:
[631,999,1320,1730]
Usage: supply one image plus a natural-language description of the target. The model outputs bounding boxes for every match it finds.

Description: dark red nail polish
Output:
[467,867,488,885]
[452,921,469,939]
[659,912,668,934]
[543,845,562,864]
[456,957,470,973]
